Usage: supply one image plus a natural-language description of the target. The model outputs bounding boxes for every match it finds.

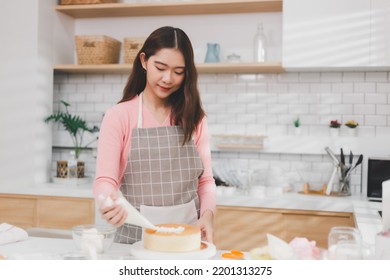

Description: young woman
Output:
[93,26,216,244]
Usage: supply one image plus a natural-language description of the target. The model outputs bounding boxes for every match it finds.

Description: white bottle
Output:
[254,22,267,62]
[68,150,77,179]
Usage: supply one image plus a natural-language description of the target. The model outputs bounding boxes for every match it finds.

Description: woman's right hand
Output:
[99,192,128,227]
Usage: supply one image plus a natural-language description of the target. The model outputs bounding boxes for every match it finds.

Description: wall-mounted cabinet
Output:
[283,0,390,70]
[54,0,284,74]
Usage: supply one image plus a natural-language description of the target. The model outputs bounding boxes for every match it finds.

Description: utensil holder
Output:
[337,176,351,196]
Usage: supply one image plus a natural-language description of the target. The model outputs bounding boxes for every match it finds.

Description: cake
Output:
[143,223,201,252]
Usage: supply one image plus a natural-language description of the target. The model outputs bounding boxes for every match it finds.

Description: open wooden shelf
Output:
[54,62,284,74]
[56,0,283,18]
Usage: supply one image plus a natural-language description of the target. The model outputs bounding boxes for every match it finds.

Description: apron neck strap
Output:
[138,92,143,128]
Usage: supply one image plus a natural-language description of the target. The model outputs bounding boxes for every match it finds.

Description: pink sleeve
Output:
[195,117,216,216]
[93,107,127,199]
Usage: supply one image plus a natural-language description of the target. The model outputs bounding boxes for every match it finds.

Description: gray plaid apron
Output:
[115,93,204,244]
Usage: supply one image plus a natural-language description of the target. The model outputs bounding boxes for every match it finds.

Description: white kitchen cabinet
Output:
[371,0,390,66]
[283,0,371,69]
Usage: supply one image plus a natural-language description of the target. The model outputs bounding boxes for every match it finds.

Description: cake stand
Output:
[130,241,216,260]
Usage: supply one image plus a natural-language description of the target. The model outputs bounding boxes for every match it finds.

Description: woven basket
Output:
[61,0,118,5]
[75,35,121,65]
[123,37,145,64]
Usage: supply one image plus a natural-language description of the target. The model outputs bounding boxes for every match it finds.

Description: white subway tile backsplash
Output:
[76,83,95,93]
[310,83,332,93]
[332,83,353,93]
[288,83,310,93]
[237,74,257,83]
[68,74,86,84]
[342,93,365,104]
[226,83,247,94]
[278,72,299,83]
[60,83,77,93]
[377,83,390,93]
[288,104,309,114]
[206,83,226,93]
[268,83,288,93]
[365,93,387,104]
[321,72,342,82]
[343,72,365,82]
[85,74,103,83]
[236,93,257,104]
[365,115,387,126]
[52,70,390,194]
[226,103,246,114]
[299,73,320,82]
[353,104,376,115]
[354,82,376,93]
[103,74,123,83]
[331,104,353,115]
[247,83,267,93]
[320,93,342,104]
[365,72,388,82]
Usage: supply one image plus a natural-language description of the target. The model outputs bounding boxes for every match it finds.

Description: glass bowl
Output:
[72,224,116,254]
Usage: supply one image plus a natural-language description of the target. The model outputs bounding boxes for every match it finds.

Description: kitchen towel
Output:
[0,223,28,245]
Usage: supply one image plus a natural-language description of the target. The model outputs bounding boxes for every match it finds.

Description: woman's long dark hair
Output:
[119,26,205,144]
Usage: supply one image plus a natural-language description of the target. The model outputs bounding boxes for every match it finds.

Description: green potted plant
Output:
[44,100,98,178]
[293,117,302,136]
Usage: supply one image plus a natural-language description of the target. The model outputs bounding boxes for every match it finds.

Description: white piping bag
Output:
[99,193,158,230]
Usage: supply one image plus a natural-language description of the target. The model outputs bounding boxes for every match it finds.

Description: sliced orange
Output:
[221,250,244,259]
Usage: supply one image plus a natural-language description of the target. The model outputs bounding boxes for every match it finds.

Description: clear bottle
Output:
[253,22,267,62]
[68,150,77,179]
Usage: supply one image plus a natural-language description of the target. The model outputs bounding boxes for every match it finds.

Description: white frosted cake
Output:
[143,223,201,252]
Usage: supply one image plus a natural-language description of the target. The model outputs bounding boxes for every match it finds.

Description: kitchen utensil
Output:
[340,148,345,165]
[325,165,338,195]
[349,150,353,165]
[339,154,363,194]
[325,147,340,166]
[345,154,363,179]
[100,194,157,230]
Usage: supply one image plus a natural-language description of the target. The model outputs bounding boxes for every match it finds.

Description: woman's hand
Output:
[196,209,214,243]
[99,192,128,227]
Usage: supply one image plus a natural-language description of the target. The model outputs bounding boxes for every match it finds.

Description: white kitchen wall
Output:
[0,0,55,189]
[52,70,390,195]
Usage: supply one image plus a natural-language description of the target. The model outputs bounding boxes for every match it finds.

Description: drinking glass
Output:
[328,226,363,259]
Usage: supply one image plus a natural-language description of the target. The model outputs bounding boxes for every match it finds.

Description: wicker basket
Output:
[61,0,118,5]
[123,37,145,64]
[75,35,121,65]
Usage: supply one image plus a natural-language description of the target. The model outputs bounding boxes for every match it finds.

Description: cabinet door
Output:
[0,197,36,228]
[214,206,283,251]
[371,0,390,66]
[282,212,355,248]
[283,0,371,68]
[36,197,94,229]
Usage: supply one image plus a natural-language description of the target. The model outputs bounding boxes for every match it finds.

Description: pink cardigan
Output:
[93,95,216,216]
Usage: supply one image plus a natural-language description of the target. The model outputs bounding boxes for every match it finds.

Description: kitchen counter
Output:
[0,237,226,260]
[1,184,383,247]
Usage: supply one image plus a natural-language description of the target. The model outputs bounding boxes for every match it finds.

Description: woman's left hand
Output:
[196,209,214,243]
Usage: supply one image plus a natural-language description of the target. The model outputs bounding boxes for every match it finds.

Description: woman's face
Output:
[141,48,186,100]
